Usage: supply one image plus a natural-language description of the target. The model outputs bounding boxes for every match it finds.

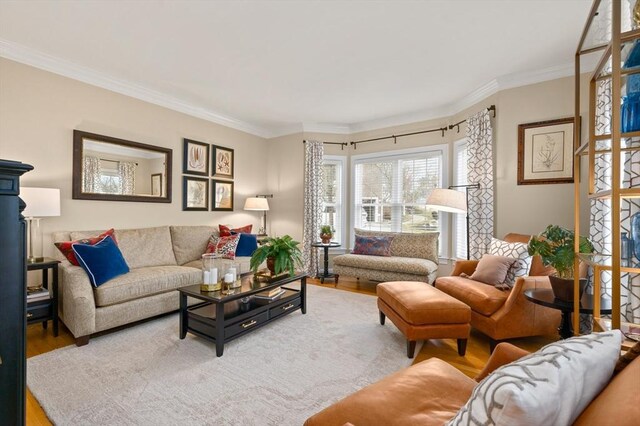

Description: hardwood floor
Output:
[25,276,556,425]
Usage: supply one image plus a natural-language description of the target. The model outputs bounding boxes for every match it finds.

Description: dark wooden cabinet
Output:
[0,159,33,425]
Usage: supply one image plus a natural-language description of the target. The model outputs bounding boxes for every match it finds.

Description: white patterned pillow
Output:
[489,238,531,286]
[448,331,622,426]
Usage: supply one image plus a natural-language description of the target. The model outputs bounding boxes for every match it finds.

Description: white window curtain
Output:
[118,161,136,195]
[303,140,324,276]
[82,156,102,193]
[453,140,468,259]
[466,110,494,259]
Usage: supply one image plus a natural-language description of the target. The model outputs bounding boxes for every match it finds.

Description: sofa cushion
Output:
[470,254,516,286]
[435,276,508,316]
[73,236,129,287]
[504,233,555,276]
[55,228,116,266]
[304,357,475,426]
[377,281,470,325]
[219,224,252,237]
[93,265,201,307]
[111,226,177,269]
[448,331,622,426]
[574,353,640,425]
[235,233,258,257]
[206,234,240,259]
[354,229,439,264]
[334,253,437,276]
[170,225,217,265]
[489,238,531,286]
[352,235,393,256]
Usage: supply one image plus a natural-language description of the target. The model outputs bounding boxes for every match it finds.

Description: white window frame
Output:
[323,155,347,252]
[350,145,449,257]
[452,138,468,260]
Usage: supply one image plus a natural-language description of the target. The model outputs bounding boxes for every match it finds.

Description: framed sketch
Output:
[212,145,234,179]
[151,173,162,196]
[183,139,209,176]
[182,176,209,211]
[517,117,577,185]
[212,179,234,211]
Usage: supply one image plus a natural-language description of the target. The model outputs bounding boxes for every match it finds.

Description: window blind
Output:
[322,159,344,244]
[453,140,468,259]
[353,149,443,235]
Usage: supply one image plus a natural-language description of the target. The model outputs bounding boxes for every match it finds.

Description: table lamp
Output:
[21,187,61,263]
[244,196,270,236]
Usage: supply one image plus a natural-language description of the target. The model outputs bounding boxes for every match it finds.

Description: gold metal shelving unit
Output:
[575,0,640,335]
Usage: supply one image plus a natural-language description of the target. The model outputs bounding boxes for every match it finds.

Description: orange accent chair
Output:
[435,233,560,351]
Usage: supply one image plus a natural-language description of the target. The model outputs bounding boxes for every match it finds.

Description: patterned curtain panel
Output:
[302,140,324,276]
[82,156,102,193]
[118,161,136,195]
[465,110,495,259]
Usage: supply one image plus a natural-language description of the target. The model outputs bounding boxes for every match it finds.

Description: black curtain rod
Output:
[302,140,349,150]
[448,105,496,133]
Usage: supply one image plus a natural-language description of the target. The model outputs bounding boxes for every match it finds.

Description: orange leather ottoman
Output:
[377,281,471,358]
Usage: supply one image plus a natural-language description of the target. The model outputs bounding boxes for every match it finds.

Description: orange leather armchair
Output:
[435,233,560,351]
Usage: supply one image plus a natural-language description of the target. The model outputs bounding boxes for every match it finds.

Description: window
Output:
[453,139,468,259]
[322,156,346,245]
[351,145,448,254]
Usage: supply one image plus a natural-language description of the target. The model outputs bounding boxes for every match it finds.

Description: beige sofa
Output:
[52,225,253,346]
[333,229,439,284]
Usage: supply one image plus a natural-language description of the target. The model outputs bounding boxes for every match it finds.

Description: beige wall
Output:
[0,58,269,257]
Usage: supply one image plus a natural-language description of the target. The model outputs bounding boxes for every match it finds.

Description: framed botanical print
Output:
[182,176,209,211]
[183,139,209,176]
[517,117,577,185]
[212,145,234,179]
[151,173,162,196]
[212,179,234,211]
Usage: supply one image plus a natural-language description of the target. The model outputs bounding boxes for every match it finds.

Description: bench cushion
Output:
[377,281,470,325]
[304,358,474,426]
[334,254,437,276]
[435,276,508,316]
[93,265,200,307]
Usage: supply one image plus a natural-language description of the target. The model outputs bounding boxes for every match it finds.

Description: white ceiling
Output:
[0,1,593,137]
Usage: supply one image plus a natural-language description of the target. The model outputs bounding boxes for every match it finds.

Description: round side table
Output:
[311,242,340,284]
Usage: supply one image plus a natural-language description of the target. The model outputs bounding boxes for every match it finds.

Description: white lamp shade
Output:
[21,187,61,217]
[244,197,269,211]
[425,188,466,214]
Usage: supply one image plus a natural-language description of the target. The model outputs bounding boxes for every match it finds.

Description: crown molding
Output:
[496,62,575,90]
[0,39,273,138]
[302,123,352,135]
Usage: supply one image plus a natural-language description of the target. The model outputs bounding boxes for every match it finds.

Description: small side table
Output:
[524,288,612,339]
[312,242,340,284]
[27,257,60,336]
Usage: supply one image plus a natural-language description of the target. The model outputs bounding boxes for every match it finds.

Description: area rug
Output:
[27,285,417,425]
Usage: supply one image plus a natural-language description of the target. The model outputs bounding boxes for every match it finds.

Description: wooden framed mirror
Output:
[73,130,172,203]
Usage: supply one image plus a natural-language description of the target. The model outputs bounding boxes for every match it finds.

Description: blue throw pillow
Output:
[235,233,258,257]
[72,235,130,287]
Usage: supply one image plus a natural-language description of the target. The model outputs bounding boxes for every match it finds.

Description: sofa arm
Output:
[451,260,479,276]
[475,342,530,381]
[58,262,97,338]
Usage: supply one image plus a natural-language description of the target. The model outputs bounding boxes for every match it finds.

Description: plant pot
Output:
[266,257,276,276]
[320,234,332,244]
[549,276,588,302]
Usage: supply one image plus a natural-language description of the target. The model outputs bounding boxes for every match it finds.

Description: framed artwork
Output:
[183,139,209,176]
[212,144,234,179]
[182,176,209,211]
[151,173,162,196]
[517,117,577,185]
[212,179,234,211]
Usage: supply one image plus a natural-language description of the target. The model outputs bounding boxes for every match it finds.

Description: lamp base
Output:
[27,256,45,264]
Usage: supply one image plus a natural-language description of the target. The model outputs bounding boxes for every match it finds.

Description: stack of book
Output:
[27,287,50,303]
[253,287,285,305]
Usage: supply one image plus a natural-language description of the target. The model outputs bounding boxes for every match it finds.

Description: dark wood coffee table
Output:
[178,272,307,356]
[524,289,612,339]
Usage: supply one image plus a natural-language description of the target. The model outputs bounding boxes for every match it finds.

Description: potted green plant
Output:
[319,225,333,244]
[250,235,303,276]
[527,225,594,302]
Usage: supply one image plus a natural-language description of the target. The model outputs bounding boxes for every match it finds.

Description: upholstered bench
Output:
[377,281,471,358]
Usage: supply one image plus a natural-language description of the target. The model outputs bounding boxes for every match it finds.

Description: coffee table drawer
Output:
[225,311,269,339]
[270,297,301,318]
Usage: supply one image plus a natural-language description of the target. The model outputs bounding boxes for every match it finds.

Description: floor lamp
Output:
[426,184,479,260]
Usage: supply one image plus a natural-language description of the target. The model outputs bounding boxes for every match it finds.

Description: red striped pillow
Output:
[54,229,117,266]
